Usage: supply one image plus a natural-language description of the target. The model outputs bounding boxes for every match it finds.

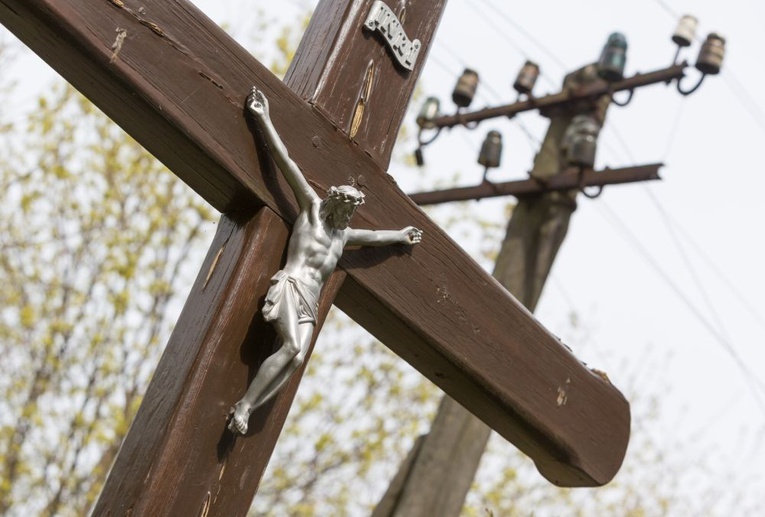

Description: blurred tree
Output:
[0,78,215,515]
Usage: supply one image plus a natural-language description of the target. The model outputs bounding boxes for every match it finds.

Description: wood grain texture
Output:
[92,208,345,516]
[0,0,630,486]
[286,0,447,166]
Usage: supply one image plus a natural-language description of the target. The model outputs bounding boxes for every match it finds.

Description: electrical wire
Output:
[652,0,681,19]
[661,98,687,160]
[723,72,765,135]
[644,202,765,333]
[430,38,469,70]
[644,185,734,342]
[636,100,737,342]
[606,111,765,339]
[512,118,541,151]
[429,41,504,106]
[454,6,552,93]
[472,0,568,73]
[549,275,611,370]
[466,0,559,91]
[596,200,765,419]
[463,2,525,62]
[425,50,461,79]
[607,101,765,335]
[606,123,717,335]
[605,123,637,162]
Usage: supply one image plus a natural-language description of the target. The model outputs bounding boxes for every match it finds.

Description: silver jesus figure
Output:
[229,87,423,434]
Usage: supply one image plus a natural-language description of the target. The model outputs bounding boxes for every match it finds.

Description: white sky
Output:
[3,0,764,505]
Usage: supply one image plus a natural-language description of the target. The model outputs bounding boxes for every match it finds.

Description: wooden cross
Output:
[0,0,630,514]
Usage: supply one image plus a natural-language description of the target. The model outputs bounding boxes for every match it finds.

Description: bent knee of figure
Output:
[281,339,302,359]
[290,353,305,369]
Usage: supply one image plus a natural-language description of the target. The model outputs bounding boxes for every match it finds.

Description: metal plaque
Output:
[363,1,421,71]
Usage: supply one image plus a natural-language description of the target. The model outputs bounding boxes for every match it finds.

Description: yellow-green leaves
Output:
[0,82,214,516]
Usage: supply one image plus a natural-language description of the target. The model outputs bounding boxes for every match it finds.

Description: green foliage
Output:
[0,81,215,516]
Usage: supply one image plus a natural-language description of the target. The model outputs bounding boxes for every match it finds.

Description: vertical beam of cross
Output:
[88,1,445,515]
[95,1,443,515]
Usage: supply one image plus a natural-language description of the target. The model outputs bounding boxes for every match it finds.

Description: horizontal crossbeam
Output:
[409,164,662,205]
[425,64,687,129]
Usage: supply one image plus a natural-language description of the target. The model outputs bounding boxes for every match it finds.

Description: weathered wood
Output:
[0,0,631,486]
[286,0,446,167]
[92,208,346,515]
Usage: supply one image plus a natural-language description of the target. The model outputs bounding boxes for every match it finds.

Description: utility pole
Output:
[376,17,725,515]
[374,64,610,516]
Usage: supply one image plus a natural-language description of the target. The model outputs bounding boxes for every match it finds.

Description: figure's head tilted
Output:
[321,185,365,229]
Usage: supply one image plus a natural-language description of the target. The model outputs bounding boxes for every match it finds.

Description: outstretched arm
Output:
[248,87,319,209]
[345,226,423,247]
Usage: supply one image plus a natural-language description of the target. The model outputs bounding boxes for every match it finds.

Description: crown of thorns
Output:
[326,185,365,206]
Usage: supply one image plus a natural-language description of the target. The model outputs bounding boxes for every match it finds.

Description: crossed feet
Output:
[228,401,252,435]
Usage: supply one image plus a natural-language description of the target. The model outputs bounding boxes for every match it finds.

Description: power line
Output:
[723,71,765,135]
[642,184,734,342]
[549,275,611,370]
[602,112,758,341]
[652,0,681,19]
[606,119,765,334]
[472,0,568,72]
[429,43,504,106]
[461,1,557,92]
[467,0,559,91]
[596,200,765,419]
[661,98,687,160]
[464,1,525,61]
[512,118,541,150]
[647,202,765,333]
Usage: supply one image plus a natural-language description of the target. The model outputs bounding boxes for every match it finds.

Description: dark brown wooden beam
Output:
[0,0,630,486]
[427,64,687,129]
[409,164,663,205]
[93,208,345,516]
[286,0,447,168]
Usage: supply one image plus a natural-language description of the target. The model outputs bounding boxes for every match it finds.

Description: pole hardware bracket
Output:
[676,72,706,96]
[609,88,634,107]
[577,166,605,198]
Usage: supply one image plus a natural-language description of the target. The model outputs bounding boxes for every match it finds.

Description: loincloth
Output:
[262,271,319,324]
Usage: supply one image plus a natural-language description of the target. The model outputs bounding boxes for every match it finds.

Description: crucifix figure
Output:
[229,87,422,433]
